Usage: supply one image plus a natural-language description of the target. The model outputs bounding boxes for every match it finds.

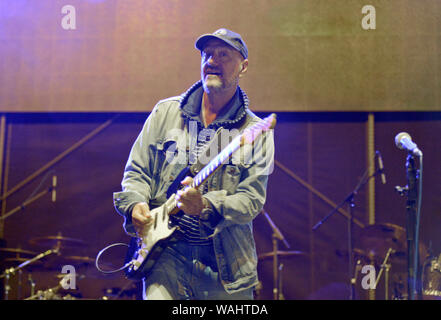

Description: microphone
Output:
[52,175,57,202]
[395,132,422,157]
[376,151,386,184]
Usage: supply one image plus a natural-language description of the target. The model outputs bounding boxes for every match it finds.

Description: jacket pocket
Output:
[153,139,188,197]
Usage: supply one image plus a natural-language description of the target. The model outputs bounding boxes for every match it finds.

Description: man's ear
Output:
[239,59,249,78]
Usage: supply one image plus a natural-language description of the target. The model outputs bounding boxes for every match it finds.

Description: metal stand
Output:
[374,247,394,300]
[406,154,418,300]
[28,274,36,297]
[0,245,60,299]
[395,153,422,300]
[0,186,54,221]
[313,158,384,300]
[262,209,290,300]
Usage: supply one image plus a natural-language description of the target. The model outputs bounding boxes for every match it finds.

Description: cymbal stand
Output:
[375,247,394,300]
[28,274,36,297]
[351,259,363,291]
[0,245,60,299]
[262,209,290,300]
[278,263,285,300]
[17,269,23,299]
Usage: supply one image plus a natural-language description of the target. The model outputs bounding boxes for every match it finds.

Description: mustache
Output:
[204,66,222,75]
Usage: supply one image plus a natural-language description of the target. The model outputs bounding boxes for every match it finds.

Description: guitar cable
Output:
[95,242,133,274]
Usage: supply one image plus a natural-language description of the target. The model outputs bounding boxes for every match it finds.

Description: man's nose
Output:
[206,54,219,66]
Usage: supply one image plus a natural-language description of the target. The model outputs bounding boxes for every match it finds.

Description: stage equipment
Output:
[394,132,424,300]
[313,150,387,300]
[260,209,304,300]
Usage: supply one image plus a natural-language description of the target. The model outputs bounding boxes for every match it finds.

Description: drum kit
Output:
[345,222,440,300]
[2,225,440,300]
[0,232,131,300]
[256,220,441,300]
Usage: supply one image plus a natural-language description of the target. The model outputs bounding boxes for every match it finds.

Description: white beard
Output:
[202,75,224,93]
[203,74,239,94]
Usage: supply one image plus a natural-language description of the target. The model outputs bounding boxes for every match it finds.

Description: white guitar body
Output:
[128,194,179,274]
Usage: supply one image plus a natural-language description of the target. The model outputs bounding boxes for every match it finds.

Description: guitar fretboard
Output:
[191,135,242,189]
[167,113,275,215]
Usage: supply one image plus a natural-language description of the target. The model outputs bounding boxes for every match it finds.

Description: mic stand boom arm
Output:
[0,185,54,221]
[312,165,381,231]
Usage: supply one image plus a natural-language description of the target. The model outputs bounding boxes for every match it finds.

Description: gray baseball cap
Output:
[195,28,248,59]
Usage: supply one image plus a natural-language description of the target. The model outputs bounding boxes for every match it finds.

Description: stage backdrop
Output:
[1,112,440,300]
[1,0,441,112]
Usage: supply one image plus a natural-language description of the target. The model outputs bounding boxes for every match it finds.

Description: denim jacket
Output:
[113,81,274,294]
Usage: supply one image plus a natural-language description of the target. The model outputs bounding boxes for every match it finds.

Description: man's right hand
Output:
[131,202,153,236]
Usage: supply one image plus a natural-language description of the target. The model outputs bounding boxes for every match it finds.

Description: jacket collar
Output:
[179,80,249,128]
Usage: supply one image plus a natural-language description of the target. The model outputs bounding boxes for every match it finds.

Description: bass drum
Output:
[422,254,441,300]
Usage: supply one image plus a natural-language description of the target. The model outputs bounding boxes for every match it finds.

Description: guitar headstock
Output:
[241,113,277,145]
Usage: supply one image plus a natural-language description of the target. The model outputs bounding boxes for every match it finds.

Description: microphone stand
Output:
[406,154,418,300]
[261,209,290,300]
[395,154,421,300]
[312,165,382,300]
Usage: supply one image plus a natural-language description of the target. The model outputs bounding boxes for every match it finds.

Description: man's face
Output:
[200,39,248,93]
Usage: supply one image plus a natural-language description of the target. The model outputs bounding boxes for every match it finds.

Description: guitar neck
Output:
[164,135,241,217]
[167,113,276,214]
[191,134,242,189]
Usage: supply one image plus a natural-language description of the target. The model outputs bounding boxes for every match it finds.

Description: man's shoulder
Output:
[157,96,182,105]
[150,95,183,117]
[156,95,183,108]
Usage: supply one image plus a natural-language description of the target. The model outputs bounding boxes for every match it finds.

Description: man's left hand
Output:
[175,176,205,216]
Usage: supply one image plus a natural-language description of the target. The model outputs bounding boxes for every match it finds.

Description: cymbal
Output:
[335,248,369,260]
[359,223,406,259]
[63,256,95,264]
[54,273,85,279]
[29,234,85,249]
[0,247,37,257]
[258,250,306,261]
[53,255,95,267]
[40,255,95,270]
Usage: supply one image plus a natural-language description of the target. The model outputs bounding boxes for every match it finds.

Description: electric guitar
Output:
[124,113,277,280]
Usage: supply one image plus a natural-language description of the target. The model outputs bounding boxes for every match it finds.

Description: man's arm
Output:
[113,105,162,235]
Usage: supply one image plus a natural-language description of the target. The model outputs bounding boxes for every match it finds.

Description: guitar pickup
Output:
[139,249,148,259]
